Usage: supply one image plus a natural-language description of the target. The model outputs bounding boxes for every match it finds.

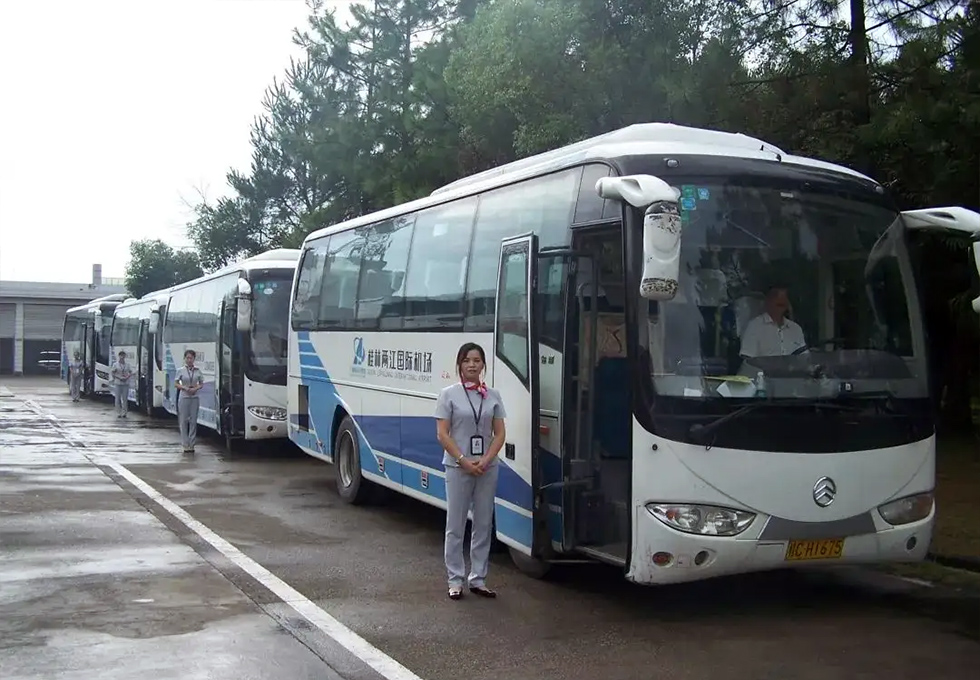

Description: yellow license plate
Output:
[784,538,845,561]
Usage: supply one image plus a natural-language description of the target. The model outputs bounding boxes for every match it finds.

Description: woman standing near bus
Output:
[110,350,132,418]
[434,342,507,600]
[68,350,84,402]
[175,349,204,453]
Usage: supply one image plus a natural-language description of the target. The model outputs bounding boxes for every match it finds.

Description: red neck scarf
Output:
[462,380,488,398]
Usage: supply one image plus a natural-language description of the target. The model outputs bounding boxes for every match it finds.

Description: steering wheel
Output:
[791,337,844,356]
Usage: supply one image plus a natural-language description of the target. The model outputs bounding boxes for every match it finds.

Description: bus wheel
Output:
[334,416,371,505]
[508,546,551,579]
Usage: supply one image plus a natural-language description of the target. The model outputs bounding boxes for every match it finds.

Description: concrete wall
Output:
[0,276,127,375]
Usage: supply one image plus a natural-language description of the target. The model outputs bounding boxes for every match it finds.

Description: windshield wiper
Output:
[687,398,864,446]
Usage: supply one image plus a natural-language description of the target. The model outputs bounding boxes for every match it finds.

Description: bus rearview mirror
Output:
[236,278,253,332]
[973,241,980,314]
[596,174,683,301]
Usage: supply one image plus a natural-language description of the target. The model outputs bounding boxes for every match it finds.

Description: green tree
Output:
[124,239,203,298]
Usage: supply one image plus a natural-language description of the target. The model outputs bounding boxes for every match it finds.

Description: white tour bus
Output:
[108,287,173,414]
[158,249,301,449]
[62,293,129,397]
[286,122,980,585]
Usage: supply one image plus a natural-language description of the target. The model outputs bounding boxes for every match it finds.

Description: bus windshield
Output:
[637,178,928,402]
[247,272,292,384]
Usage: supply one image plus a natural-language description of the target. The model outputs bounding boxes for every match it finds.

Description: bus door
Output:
[83,324,95,395]
[218,297,245,446]
[494,235,594,563]
[493,235,544,559]
[138,319,151,412]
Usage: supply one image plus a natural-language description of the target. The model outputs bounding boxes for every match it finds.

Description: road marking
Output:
[17,392,427,680]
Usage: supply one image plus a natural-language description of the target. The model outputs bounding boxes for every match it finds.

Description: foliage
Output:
[172,0,978,429]
[124,239,203,299]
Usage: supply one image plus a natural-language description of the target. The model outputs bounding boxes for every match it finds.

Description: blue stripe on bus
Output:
[299,354,327,368]
[293,331,543,548]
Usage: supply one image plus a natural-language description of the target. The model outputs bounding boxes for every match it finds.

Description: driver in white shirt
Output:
[739,285,807,357]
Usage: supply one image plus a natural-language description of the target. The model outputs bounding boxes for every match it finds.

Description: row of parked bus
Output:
[62,122,980,587]
[61,248,299,450]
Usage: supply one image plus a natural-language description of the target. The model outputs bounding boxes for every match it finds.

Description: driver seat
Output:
[733,293,765,339]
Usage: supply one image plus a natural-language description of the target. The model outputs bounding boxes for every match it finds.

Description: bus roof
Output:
[65,293,128,315]
[164,248,302,295]
[301,122,879,246]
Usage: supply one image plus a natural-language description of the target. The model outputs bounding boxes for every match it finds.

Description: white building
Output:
[0,265,127,375]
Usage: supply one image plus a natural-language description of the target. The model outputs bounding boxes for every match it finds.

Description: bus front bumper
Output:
[243,406,288,440]
[626,502,934,585]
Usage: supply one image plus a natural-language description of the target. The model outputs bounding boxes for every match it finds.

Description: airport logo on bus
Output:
[812,477,837,507]
[350,336,433,383]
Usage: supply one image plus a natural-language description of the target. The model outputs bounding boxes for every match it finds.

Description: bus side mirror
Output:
[972,239,980,314]
[900,207,980,315]
[94,313,104,333]
[236,278,253,333]
[596,174,682,301]
[148,309,159,334]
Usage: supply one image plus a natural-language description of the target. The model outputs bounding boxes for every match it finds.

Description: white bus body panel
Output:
[93,361,113,394]
[626,422,934,585]
[288,328,545,548]
[163,341,220,430]
[243,378,289,439]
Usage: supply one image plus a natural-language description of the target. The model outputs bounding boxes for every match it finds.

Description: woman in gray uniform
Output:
[110,351,132,417]
[175,349,204,453]
[68,350,84,402]
[434,342,507,600]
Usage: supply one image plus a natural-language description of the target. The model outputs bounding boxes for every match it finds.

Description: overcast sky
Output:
[0,0,353,284]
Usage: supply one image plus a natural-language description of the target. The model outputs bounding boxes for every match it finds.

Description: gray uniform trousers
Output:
[178,394,200,450]
[69,371,83,401]
[444,459,499,588]
[114,383,129,415]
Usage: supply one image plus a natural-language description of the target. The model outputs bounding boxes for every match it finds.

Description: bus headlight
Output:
[645,503,755,536]
[248,406,287,421]
[878,492,933,526]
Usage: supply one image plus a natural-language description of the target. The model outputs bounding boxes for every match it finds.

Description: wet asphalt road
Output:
[1,376,978,680]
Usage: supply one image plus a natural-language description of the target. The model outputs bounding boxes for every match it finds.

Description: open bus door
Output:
[494,235,603,578]
[218,296,245,450]
[83,324,95,395]
[137,319,152,414]
[492,234,544,572]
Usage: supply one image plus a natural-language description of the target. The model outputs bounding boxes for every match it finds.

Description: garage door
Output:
[23,339,63,375]
[0,303,15,338]
[23,303,68,340]
[0,338,12,374]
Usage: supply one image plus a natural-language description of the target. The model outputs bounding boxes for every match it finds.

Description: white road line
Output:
[17,392,427,680]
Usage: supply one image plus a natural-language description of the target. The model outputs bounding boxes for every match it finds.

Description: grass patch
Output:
[933,432,980,560]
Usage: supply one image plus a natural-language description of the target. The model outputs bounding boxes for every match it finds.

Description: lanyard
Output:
[463,386,484,427]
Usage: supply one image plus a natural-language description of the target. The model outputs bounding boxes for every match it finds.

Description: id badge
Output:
[469,436,484,456]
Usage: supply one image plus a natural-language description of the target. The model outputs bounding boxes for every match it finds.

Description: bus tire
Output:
[508,546,551,579]
[334,416,371,505]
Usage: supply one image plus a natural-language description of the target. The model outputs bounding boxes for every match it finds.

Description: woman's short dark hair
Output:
[455,342,486,377]
[184,349,196,359]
